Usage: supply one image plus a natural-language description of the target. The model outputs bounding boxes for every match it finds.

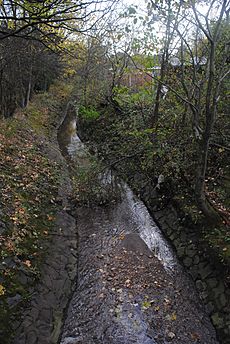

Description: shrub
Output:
[79,105,100,121]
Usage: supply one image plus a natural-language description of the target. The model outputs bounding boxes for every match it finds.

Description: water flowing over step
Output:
[58,106,218,344]
[67,125,175,270]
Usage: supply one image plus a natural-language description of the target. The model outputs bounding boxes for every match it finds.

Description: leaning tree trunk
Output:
[194,37,221,222]
[195,129,219,222]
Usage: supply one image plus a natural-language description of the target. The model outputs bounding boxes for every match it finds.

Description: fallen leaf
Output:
[171,312,177,321]
[191,332,200,341]
[0,284,6,296]
[142,301,152,310]
[23,260,31,267]
[164,297,171,304]
[167,332,176,340]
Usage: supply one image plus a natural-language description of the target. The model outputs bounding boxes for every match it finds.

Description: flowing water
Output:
[58,107,218,344]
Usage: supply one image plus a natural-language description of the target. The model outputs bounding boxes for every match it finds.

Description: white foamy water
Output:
[67,121,175,270]
[67,133,85,158]
[122,184,175,269]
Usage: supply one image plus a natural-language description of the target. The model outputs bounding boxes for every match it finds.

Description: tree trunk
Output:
[152,67,163,127]
[24,51,33,108]
[151,0,172,132]
[194,33,221,222]
[25,76,32,108]
[195,133,219,222]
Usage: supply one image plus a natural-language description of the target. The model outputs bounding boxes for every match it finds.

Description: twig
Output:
[210,142,230,151]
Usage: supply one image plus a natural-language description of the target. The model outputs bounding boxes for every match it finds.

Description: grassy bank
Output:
[0,80,73,342]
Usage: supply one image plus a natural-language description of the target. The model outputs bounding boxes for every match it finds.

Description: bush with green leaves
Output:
[79,105,100,121]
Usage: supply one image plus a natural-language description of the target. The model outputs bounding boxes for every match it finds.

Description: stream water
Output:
[58,107,218,344]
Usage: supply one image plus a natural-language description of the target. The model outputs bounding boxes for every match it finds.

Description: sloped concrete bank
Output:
[138,185,230,344]
[12,109,79,344]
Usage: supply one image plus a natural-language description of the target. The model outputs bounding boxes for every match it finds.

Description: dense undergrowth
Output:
[0,80,73,342]
[77,103,230,267]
